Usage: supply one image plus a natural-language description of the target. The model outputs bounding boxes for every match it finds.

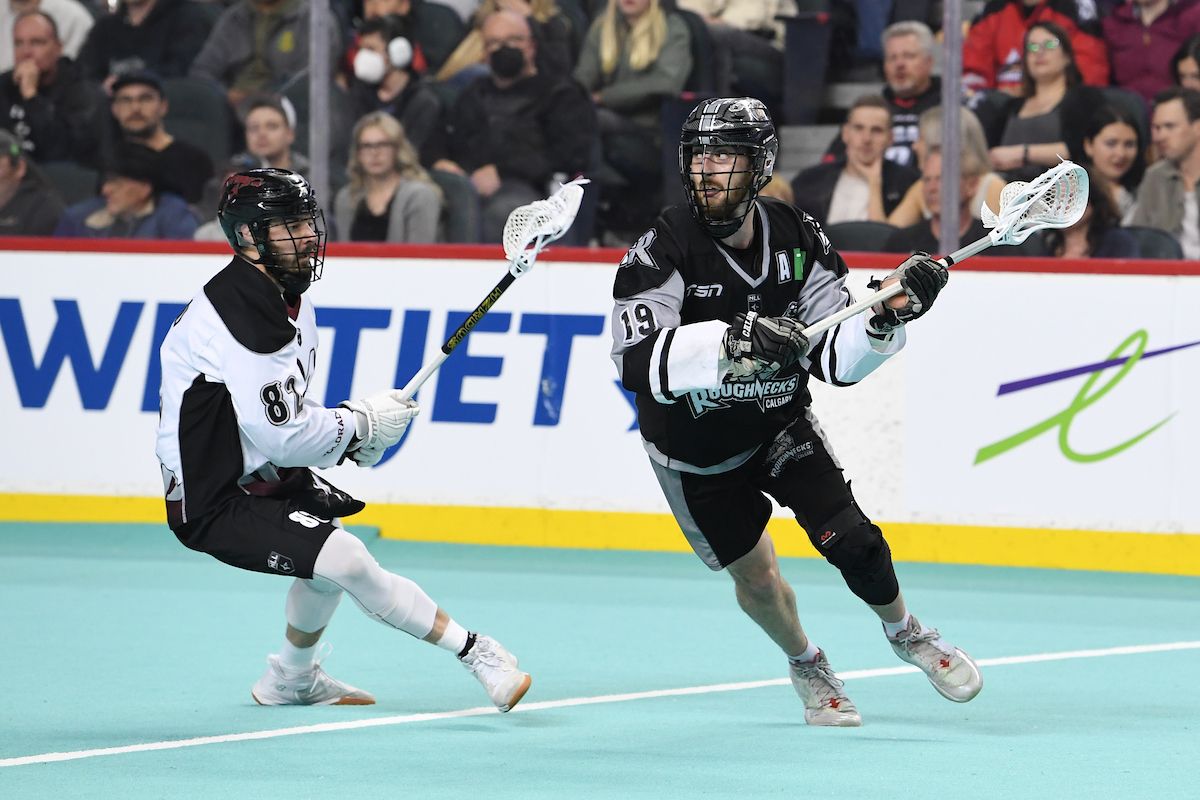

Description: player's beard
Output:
[267,240,318,291]
[693,176,751,222]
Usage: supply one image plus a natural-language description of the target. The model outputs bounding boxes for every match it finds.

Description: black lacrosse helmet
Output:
[218,168,327,295]
[679,97,778,239]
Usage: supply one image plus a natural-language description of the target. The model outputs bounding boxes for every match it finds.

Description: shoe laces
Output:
[794,658,847,703]
[465,641,507,672]
[894,624,953,659]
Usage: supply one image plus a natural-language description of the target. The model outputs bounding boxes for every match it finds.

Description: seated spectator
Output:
[675,0,785,107]
[1129,87,1200,257]
[334,111,441,242]
[194,158,241,240]
[1103,0,1200,105]
[983,21,1104,182]
[436,0,575,87]
[888,105,1008,228]
[1171,32,1200,90]
[824,20,941,170]
[0,128,62,234]
[791,95,920,228]
[0,0,92,72]
[362,0,467,73]
[435,9,593,241]
[884,146,990,254]
[107,71,213,203]
[963,0,1109,96]
[1080,104,1145,219]
[0,11,103,163]
[1040,166,1140,257]
[190,0,342,110]
[77,0,214,87]
[55,141,198,238]
[573,0,690,235]
[233,95,309,173]
[348,14,442,156]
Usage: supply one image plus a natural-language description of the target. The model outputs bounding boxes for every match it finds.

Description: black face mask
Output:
[489,46,525,79]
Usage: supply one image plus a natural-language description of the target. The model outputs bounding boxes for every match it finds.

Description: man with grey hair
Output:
[824,20,941,169]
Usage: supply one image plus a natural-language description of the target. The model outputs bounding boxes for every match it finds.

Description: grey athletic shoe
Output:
[460,635,532,712]
[887,615,983,703]
[789,650,863,727]
[251,650,375,706]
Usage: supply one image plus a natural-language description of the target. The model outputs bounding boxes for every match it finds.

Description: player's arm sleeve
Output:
[218,340,355,468]
[796,242,905,388]
[610,228,727,403]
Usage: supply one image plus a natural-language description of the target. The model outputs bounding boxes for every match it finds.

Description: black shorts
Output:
[650,409,855,570]
[172,494,338,579]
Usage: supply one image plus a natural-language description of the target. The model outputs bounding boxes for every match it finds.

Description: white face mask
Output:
[354,48,387,84]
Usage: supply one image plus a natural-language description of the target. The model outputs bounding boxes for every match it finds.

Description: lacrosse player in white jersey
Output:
[155,168,531,710]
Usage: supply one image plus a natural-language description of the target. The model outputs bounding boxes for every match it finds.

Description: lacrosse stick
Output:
[804,160,1089,340]
[396,177,588,401]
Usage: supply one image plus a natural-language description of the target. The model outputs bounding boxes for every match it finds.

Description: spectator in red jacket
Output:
[963,0,1109,95]
[1103,1,1200,105]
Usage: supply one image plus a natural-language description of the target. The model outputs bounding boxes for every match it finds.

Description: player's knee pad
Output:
[313,528,377,589]
[802,502,898,606]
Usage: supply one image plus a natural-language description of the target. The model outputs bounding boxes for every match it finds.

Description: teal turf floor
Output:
[1,523,1197,799]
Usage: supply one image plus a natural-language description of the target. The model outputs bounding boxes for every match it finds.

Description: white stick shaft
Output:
[397,353,448,402]
[803,233,998,339]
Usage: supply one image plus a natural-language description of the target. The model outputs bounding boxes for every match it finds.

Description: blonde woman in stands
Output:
[435,0,575,86]
[334,111,442,243]
[573,0,691,235]
[887,106,1006,229]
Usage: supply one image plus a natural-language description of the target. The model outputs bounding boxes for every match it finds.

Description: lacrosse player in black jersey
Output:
[611,98,981,726]
[155,169,531,710]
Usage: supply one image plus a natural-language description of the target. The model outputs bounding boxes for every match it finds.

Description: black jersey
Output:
[611,198,905,472]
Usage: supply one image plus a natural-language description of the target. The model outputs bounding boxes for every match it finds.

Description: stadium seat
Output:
[825,220,899,253]
[39,161,100,206]
[430,168,482,243]
[1123,226,1184,259]
[163,77,233,166]
[282,76,355,175]
[780,5,833,124]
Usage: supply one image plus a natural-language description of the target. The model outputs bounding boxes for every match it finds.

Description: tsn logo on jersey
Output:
[685,283,723,298]
[684,374,800,418]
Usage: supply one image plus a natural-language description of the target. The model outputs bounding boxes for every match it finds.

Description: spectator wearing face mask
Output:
[347,14,442,158]
[431,9,593,242]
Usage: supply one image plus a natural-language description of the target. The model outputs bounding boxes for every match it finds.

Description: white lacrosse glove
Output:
[339,391,420,467]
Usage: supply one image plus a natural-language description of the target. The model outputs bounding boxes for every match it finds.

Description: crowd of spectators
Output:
[0,0,1198,260]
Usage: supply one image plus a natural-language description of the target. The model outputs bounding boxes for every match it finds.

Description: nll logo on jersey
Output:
[684,374,800,418]
[619,229,658,270]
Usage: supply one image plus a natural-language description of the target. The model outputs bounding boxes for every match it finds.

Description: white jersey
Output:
[155,258,354,529]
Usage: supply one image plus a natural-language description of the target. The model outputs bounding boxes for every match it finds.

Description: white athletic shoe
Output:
[886,615,983,703]
[460,635,532,712]
[251,648,376,706]
[789,650,862,727]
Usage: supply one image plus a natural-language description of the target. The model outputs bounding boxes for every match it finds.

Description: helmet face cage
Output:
[678,97,778,239]
[246,205,327,296]
[218,169,327,295]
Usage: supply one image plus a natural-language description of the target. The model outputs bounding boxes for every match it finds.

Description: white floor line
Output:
[3,640,1198,769]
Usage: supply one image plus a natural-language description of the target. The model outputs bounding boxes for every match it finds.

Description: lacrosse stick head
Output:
[980,160,1088,245]
[502,177,589,276]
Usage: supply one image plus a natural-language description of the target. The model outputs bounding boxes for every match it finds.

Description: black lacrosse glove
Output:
[867,252,949,334]
[722,311,810,378]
